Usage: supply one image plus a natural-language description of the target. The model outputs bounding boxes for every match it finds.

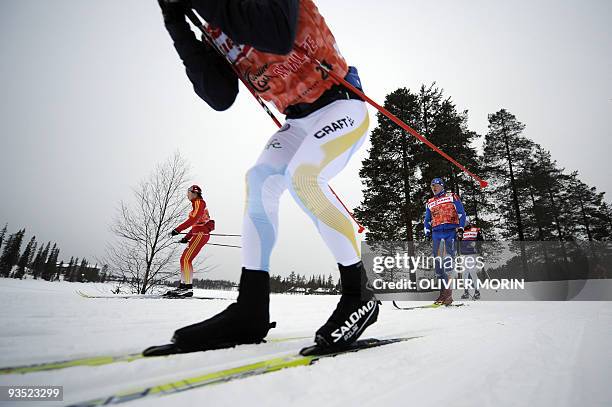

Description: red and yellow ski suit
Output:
[175,198,215,284]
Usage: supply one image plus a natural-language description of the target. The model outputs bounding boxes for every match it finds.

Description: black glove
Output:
[456,227,464,240]
[169,229,180,237]
[158,0,188,24]
[425,231,432,242]
[179,237,189,244]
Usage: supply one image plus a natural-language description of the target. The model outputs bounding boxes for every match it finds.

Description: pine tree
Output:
[0,229,25,277]
[15,236,36,279]
[27,240,37,269]
[77,258,88,282]
[65,257,75,282]
[30,245,44,278]
[591,202,612,241]
[483,109,532,240]
[32,242,50,279]
[288,271,296,286]
[562,172,608,241]
[56,260,64,281]
[42,243,59,281]
[521,145,567,240]
[0,234,14,277]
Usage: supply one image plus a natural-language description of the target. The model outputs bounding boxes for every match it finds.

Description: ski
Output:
[0,336,308,375]
[68,337,419,407]
[392,301,466,310]
[76,290,231,301]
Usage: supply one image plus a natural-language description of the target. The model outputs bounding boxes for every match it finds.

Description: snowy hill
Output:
[0,278,610,406]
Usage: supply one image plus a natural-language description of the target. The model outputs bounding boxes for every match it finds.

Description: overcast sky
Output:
[1,0,610,282]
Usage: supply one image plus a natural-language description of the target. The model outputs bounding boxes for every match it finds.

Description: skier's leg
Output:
[285,99,378,347]
[179,245,191,285]
[242,127,307,271]
[432,237,445,278]
[432,236,445,302]
[441,234,456,304]
[180,234,209,285]
[182,234,210,284]
[286,99,369,266]
[164,236,207,298]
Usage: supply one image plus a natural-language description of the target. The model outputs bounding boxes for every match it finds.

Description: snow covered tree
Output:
[106,153,192,294]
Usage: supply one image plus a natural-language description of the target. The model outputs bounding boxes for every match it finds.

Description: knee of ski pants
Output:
[244,164,286,216]
[287,169,328,215]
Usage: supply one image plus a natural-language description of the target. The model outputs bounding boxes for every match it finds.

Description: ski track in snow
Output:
[0,278,610,407]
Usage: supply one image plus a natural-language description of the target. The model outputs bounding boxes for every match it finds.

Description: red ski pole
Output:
[185,9,366,232]
[294,46,489,189]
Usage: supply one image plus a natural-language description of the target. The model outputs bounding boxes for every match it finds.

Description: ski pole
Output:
[208,243,241,248]
[183,9,365,234]
[173,241,241,249]
[178,232,241,237]
[293,45,489,189]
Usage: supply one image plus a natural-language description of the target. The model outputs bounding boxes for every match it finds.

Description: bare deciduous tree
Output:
[106,153,192,294]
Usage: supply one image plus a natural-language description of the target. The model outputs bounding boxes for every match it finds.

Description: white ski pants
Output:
[242,99,369,271]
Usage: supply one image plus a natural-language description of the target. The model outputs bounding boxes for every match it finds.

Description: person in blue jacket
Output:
[424,178,466,305]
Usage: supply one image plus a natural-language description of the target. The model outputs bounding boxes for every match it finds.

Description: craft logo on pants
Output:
[314,116,355,139]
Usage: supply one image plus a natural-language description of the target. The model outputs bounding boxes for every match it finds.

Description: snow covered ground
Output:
[0,278,610,407]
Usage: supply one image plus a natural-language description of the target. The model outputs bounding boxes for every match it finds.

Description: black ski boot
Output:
[461,289,470,300]
[164,283,193,298]
[473,290,481,300]
[314,262,379,349]
[170,269,273,352]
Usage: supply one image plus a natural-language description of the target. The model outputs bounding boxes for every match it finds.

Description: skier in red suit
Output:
[167,185,215,297]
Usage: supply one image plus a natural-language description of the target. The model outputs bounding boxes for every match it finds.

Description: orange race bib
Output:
[427,193,460,227]
[206,0,348,113]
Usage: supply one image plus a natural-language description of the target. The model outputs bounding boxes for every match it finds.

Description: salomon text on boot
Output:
[314,262,379,349]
